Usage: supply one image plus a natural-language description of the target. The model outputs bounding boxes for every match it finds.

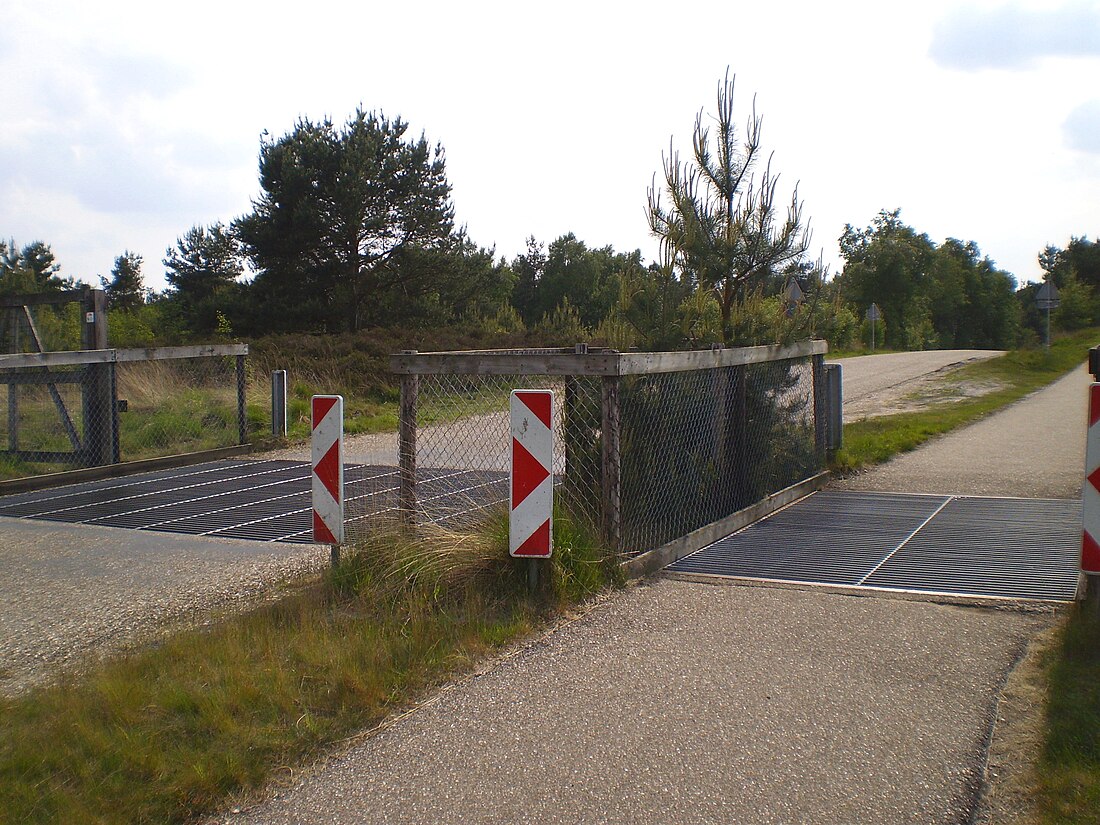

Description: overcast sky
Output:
[2,0,1098,293]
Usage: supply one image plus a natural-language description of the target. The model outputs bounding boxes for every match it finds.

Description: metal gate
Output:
[666,490,1081,601]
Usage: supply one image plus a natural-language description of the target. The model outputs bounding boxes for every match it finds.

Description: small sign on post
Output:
[1083,384,1100,594]
[312,395,344,556]
[1036,281,1060,350]
[865,303,882,352]
[510,390,554,558]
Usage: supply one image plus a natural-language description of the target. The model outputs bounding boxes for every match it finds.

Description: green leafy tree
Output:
[375,230,514,326]
[102,251,145,311]
[516,234,639,329]
[836,209,936,349]
[1041,236,1100,291]
[236,108,455,332]
[0,239,73,295]
[510,236,546,326]
[614,259,693,350]
[647,72,810,344]
[163,222,244,335]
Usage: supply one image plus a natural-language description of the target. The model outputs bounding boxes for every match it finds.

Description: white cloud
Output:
[1065,99,1100,153]
[930,2,1100,70]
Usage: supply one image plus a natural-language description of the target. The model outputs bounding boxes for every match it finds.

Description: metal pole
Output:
[271,370,287,436]
[110,362,120,463]
[399,353,419,528]
[236,355,247,445]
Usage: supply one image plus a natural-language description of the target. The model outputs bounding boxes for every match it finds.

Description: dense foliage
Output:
[2,88,1094,356]
[835,209,1020,350]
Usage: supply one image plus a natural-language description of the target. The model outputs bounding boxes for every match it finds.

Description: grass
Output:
[0,506,617,825]
[1037,603,1100,823]
[822,330,1100,822]
[830,329,1099,473]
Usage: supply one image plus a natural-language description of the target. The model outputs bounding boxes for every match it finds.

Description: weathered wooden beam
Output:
[0,344,249,370]
[112,344,249,363]
[0,290,88,308]
[389,340,828,377]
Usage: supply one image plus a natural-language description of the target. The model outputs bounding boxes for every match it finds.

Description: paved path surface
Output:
[832,364,1089,498]
[839,349,1003,406]
[217,584,1044,825]
[0,520,325,695]
[213,366,1085,824]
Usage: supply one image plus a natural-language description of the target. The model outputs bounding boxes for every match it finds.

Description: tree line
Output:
[2,85,1095,353]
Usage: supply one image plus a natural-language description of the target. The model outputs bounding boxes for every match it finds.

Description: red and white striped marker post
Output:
[1083,384,1100,596]
[510,390,553,559]
[312,395,344,554]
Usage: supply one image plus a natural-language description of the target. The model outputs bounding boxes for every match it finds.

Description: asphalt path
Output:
[836,349,1004,406]
[213,361,1083,825]
[832,363,1088,498]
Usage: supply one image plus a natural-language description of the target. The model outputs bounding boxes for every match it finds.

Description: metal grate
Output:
[668,491,1081,602]
[0,459,513,545]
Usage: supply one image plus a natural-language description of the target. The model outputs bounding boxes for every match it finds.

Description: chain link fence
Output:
[352,343,829,558]
[0,346,249,479]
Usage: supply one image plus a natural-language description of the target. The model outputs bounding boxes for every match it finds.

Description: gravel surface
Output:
[838,349,1004,420]
[1,349,1078,823]
[0,519,327,696]
[214,582,1048,825]
[832,363,1088,498]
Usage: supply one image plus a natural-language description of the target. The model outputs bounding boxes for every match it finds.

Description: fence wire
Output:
[0,354,246,477]
[619,358,818,552]
[353,351,823,556]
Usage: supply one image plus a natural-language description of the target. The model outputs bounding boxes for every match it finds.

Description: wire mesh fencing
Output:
[357,343,829,558]
[0,346,249,478]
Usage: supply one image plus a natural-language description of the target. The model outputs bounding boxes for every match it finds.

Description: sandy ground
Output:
[209,357,1084,825]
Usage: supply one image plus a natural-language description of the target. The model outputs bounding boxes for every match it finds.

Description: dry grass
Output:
[980,617,1062,825]
[0,506,616,824]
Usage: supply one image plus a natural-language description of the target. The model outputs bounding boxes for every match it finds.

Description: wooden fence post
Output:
[601,374,622,553]
[812,352,826,461]
[80,289,113,467]
[399,353,419,527]
[236,354,247,445]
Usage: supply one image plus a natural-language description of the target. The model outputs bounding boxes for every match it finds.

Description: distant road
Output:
[831,352,1007,422]
[835,349,1004,408]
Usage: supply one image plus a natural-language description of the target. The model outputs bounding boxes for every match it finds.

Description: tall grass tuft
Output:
[0,506,619,824]
[1038,605,1100,823]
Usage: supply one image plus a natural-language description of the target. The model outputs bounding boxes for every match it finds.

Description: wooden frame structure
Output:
[391,341,830,561]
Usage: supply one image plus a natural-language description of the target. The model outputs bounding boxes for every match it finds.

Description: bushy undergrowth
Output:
[831,329,1098,473]
[1038,605,1100,824]
[0,505,617,825]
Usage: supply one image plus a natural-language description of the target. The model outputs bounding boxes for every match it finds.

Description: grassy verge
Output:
[1037,604,1100,823]
[0,508,618,824]
[830,329,1098,473]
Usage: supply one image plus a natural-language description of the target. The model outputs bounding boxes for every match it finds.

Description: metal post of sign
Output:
[271,370,287,436]
[865,303,881,353]
[1037,282,1060,350]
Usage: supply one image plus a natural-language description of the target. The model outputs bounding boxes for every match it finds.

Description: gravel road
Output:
[0,520,327,695]
[837,349,1004,419]
[210,362,1086,825]
[215,583,1048,825]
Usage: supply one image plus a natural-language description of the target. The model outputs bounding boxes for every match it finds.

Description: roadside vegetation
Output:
[0,507,617,824]
[1038,603,1100,824]
[829,328,1098,474]
[3,70,1099,823]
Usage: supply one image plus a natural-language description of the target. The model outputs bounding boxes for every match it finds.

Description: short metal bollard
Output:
[824,363,843,453]
[271,370,287,437]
